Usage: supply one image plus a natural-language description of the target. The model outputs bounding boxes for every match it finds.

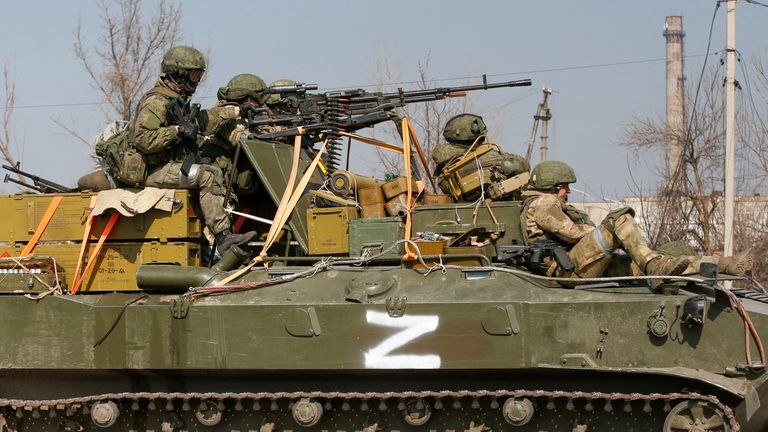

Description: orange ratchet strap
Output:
[71,196,98,292]
[71,212,119,294]
[20,196,64,256]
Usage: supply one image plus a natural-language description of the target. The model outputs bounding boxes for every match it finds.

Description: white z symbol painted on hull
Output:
[364,310,441,369]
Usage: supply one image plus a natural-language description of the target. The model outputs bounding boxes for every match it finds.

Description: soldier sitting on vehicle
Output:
[521,160,753,286]
[199,73,268,191]
[432,113,529,202]
[265,79,301,116]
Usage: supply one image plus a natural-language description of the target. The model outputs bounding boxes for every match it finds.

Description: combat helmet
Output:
[443,113,488,145]
[530,160,577,190]
[217,74,267,102]
[161,46,206,94]
[266,79,299,107]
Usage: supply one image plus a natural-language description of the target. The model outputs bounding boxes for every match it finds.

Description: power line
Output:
[685,1,722,143]
[9,53,718,111]
[744,0,768,8]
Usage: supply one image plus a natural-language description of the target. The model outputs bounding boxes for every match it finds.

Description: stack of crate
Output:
[0,191,201,292]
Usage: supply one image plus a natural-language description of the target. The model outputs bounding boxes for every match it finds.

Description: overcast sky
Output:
[1,0,766,199]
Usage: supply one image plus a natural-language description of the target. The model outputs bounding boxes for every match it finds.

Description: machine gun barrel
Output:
[2,164,74,193]
[266,82,319,94]
[309,76,531,110]
[385,77,531,100]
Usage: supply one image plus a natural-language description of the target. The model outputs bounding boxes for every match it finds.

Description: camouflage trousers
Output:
[552,213,714,279]
[143,161,229,235]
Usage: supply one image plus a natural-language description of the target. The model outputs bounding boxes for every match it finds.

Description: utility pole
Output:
[724,0,736,260]
[525,88,553,163]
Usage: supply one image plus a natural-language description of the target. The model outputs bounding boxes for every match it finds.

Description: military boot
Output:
[215,229,257,255]
[645,255,691,276]
[718,249,753,276]
[645,255,691,292]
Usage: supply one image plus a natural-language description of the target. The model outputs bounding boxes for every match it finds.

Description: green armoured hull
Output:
[1,137,766,431]
[1,265,767,431]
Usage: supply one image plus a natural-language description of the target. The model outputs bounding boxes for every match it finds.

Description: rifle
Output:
[3,163,75,193]
[165,100,202,177]
[496,239,575,274]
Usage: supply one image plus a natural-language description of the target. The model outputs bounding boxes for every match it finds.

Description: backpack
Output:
[93,121,146,187]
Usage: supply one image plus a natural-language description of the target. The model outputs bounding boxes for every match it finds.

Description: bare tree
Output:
[0,63,28,188]
[74,0,182,122]
[1,64,18,167]
[623,63,768,284]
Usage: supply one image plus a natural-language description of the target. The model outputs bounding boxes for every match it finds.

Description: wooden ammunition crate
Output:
[408,240,447,269]
[382,177,416,199]
[307,206,359,255]
[0,191,201,244]
[0,241,200,292]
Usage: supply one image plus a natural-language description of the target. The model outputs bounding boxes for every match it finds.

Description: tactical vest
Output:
[95,84,188,186]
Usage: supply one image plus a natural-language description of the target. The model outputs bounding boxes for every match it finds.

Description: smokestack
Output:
[663,16,686,179]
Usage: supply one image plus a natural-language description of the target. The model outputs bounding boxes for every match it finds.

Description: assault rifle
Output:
[3,163,75,193]
[165,100,201,176]
[496,239,575,274]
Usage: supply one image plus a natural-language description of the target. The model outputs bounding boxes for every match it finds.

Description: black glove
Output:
[177,120,199,141]
[239,102,263,120]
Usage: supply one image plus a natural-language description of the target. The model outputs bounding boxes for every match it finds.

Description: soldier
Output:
[521,160,753,284]
[265,79,300,115]
[199,73,268,187]
[432,113,529,201]
[131,46,255,254]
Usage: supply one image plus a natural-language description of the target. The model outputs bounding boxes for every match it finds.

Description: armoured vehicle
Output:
[0,95,766,432]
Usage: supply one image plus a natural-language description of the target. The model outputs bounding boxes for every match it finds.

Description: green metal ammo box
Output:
[348,216,405,259]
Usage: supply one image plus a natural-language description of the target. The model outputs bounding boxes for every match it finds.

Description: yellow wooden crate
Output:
[0,191,201,244]
[0,241,201,292]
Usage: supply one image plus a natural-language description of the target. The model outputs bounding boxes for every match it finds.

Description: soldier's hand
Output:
[239,102,261,120]
[177,120,199,141]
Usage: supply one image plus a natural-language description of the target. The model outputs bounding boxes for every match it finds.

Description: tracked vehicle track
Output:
[0,388,738,431]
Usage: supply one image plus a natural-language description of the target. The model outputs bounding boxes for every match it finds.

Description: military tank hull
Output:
[0,265,766,431]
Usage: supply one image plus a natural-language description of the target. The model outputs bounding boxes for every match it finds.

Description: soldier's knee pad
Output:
[181,164,224,192]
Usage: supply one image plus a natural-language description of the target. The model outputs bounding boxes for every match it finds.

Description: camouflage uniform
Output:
[433,113,529,201]
[522,161,753,281]
[198,100,244,182]
[132,78,234,235]
[198,74,268,190]
[522,190,666,278]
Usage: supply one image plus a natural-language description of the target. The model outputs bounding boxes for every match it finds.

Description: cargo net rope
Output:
[218,118,430,285]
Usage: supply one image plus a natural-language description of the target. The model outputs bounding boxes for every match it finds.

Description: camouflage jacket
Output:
[131,79,238,165]
[201,100,243,150]
[521,190,594,245]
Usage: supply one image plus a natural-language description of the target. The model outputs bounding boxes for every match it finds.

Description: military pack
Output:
[93,121,147,187]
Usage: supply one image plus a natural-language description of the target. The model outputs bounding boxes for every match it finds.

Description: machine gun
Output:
[3,163,75,193]
[250,75,532,172]
[496,239,575,275]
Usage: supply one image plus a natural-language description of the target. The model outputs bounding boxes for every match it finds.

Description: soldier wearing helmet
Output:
[521,160,753,285]
[432,113,529,201]
[131,46,256,255]
[265,79,301,115]
[199,73,269,193]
